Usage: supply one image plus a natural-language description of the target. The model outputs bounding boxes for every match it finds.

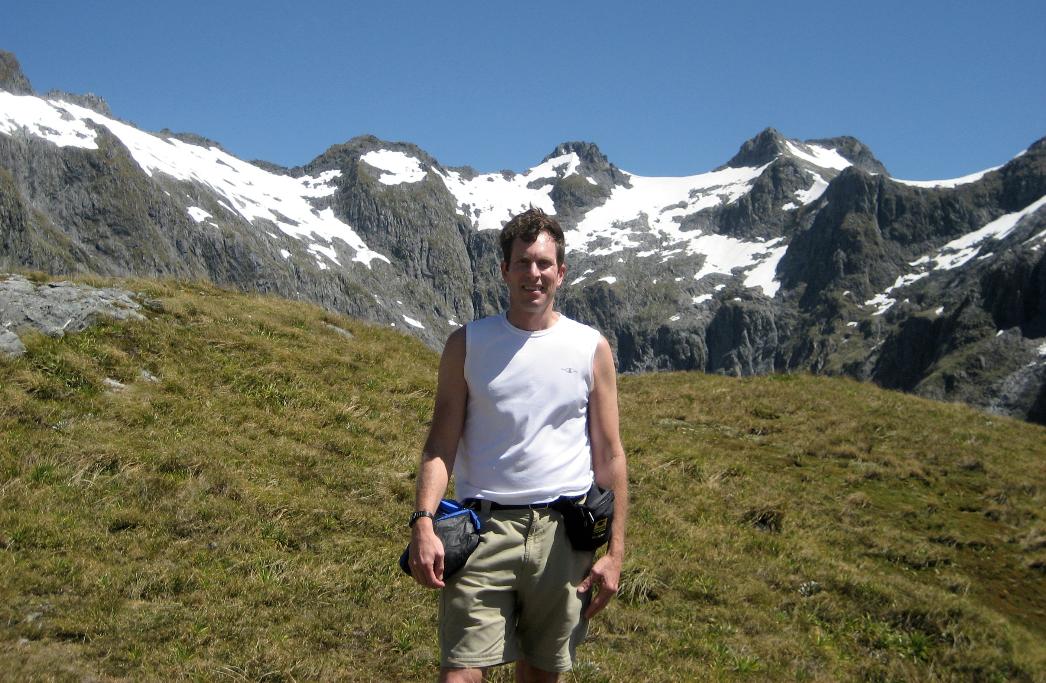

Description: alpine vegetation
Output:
[0,279,1043,680]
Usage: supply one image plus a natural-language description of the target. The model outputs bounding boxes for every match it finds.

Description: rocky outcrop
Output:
[705,298,782,375]
[723,128,789,169]
[779,168,899,306]
[0,50,32,95]
[683,157,809,239]
[0,274,144,357]
[45,91,112,117]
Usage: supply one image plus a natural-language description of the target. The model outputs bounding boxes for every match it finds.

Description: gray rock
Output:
[43,90,112,117]
[0,274,144,355]
[0,328,25,357]
[0,51,32,95]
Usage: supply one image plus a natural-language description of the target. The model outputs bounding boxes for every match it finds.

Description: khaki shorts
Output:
[439,506,593,672]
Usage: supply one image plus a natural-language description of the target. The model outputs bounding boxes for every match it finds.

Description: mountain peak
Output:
[724,128,787,168]
[0,50,33,95]
[543,141,608,167]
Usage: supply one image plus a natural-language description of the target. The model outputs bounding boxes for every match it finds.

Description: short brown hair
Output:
[499,208,565,265]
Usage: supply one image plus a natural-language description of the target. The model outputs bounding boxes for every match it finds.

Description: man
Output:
[408,207,628,683]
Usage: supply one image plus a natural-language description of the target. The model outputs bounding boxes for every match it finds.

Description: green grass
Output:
[1,277,1044,681]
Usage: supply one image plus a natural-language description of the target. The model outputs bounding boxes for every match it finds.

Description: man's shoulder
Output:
[556,315,604,342]
[462,314,504,336]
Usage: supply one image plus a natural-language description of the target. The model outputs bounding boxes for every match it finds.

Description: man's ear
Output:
[500,260,509,280]
[556,262,566,284]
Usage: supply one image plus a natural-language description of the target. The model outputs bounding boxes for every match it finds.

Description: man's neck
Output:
[505,307,560,332]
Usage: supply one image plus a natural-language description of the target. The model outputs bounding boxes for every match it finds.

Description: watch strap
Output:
[409,510,435,527]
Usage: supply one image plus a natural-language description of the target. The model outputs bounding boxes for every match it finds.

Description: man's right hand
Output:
[409,518,446,588]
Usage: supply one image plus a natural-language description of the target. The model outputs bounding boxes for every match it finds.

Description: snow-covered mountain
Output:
[2,50,1045,422]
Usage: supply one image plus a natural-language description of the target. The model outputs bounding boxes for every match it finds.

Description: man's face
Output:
[500,232,566,315]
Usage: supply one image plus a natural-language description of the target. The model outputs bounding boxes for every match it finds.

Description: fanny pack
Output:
[399,499,482,579]
[553,482,615,551]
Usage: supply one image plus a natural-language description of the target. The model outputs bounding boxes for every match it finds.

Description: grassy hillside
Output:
[1,278,1044,682]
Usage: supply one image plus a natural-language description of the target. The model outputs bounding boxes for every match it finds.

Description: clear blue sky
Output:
[2,0,1043,179]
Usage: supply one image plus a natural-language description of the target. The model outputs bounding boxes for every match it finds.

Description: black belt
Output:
[463,495,583,511]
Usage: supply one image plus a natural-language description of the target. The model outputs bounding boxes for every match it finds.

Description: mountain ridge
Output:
[1,49,1044,423]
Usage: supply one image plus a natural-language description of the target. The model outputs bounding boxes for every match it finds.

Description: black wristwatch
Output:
[409,510,435,527]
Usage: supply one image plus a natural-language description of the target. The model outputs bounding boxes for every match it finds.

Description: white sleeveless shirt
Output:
[455,313,601,504]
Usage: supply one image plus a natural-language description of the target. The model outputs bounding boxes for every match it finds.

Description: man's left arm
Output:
[578,336,629,619]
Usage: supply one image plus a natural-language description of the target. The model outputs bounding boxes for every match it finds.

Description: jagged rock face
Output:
[684,157,809,240]
[327,153,478,326]
[724,128,789,168]
[705,299,781,375]
[0,51,32,96]
[981,243,1046,338]
[779,170,898,305]
[1,59,1045,423]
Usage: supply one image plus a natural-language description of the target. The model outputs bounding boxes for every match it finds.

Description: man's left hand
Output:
[578,553,621,618]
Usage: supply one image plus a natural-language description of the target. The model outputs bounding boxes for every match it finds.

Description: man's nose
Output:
[527,262,540,276]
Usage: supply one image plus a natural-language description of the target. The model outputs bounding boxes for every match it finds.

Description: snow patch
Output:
[361,150,427,185]
[692,294,712,305]
[571,163,770,256]
[597,276,617,285]
[0,93,99,149]
[919,195,1046,271]
[742,241,788,297]
[794,171,829,205]
[784,141,852,171]
[895,167,998,189]
[690,236,786,297]
[402,314,425,329]
[438,152,583,231]
[187,206,212,223]
[299,169,342,197]
[864,272,929,315]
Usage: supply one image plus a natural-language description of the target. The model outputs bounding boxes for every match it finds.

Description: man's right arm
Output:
[409,327,467,589]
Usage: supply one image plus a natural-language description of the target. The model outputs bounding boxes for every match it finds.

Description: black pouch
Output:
[554,482,614,551]
[400,500,482,580]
